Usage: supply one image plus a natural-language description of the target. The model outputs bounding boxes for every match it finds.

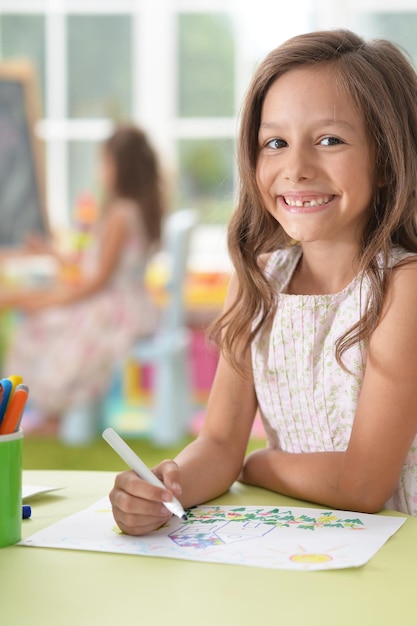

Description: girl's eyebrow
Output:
[259,118,355,131]
[319,118,355,130]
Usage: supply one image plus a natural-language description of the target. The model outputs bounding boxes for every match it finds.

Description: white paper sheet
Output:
[19,497,406,570]
[22,485,65,500]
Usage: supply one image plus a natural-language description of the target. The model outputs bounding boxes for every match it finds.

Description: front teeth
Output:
[285,196,331,207]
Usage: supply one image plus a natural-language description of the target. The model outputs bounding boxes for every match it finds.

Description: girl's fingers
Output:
[113,505,172,536]
[154,460,182,495]
[111,497,172,536]
[114,469,173,503]
[109,470,176,536]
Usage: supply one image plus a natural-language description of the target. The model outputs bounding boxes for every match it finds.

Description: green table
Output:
[1,470,415,626]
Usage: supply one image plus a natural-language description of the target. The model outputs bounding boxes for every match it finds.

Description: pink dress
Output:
[251,245,417,516]
[4,200,157,414]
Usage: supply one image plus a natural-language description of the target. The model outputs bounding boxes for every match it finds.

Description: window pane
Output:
[67,14,132,118]
[0,14,45,104]
[177,138,235,223]
[178,13,235,117]
[358,13,417,62]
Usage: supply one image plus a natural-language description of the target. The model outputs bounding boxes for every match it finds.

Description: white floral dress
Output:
[251,245,417,516]
[4,201,157,414]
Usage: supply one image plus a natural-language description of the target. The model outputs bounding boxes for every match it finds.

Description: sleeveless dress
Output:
[4,200,157,414]
[251,245,417,516]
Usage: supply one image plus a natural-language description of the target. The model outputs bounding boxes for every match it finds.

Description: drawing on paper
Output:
[167,506,365,549]
[19,499,406,571]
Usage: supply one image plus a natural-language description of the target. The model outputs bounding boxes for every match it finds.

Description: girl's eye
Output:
[265,138,287,150]
[320,136,343,146]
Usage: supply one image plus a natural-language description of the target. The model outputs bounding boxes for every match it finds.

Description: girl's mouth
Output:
[283,195,334,208]
[281,194,335,213]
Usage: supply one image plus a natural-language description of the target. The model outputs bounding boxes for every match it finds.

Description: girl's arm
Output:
[0,231,72,266]
[0,203,130,312]
[109,272,258,534]
[171,345,257,509]
[241,259,417,513]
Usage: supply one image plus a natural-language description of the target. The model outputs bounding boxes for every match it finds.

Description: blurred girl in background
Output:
[0,124,165,436]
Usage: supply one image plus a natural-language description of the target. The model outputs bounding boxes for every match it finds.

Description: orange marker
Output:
[0,384,29,435]
[6,375,23,411]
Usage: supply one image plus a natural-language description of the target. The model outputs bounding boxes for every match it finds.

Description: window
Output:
[0,13,45,98]
[357,12,417,63]
[0,1,414,236]
[177,138,235,222]
[176,12,235,221]
[178,13,235,118]
[67,14,132,119]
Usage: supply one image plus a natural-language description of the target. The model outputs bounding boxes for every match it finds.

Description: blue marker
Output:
[22,505,32,519]
[0,379,13,426]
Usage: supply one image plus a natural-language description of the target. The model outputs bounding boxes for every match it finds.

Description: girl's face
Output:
[256,65,376,247]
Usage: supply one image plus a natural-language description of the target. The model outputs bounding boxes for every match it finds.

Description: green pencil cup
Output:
[0,429,23,547]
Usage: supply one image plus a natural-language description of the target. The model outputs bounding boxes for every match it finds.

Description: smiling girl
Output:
[109,30,417,535]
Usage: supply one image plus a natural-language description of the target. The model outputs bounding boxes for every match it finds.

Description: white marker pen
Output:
[102,427,188,521]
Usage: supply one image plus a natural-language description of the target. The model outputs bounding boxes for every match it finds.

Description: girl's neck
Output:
[287,243,361,296]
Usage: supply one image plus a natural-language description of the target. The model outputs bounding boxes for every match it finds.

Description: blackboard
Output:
[0,62,48,247]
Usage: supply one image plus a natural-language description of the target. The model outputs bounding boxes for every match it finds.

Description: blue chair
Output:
[130,208,197,445]
[59,209,198,446]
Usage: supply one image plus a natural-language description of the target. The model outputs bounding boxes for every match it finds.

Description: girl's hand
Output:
[0,288,70,314]
[109,461,183,536]
[0,290,46,313]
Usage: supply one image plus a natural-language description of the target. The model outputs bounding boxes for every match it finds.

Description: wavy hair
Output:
[211,29,417,372]
[104,124,164,245]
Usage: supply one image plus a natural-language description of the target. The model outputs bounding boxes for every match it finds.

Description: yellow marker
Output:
[7,375,23,410]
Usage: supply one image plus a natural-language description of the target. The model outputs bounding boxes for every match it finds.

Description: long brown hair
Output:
[211,29,417,372]
[104,124,164,244]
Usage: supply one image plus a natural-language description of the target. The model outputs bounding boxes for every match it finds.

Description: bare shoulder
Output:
[371,255,417,355]
[385,256,417,314]
[107,197,138,220]
[102,198,138,232]
[391,254,417,276]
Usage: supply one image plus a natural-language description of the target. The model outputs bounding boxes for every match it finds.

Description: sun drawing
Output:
[290,552,333,564]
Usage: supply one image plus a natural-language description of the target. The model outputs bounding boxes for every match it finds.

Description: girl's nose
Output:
[283,146,316,182]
